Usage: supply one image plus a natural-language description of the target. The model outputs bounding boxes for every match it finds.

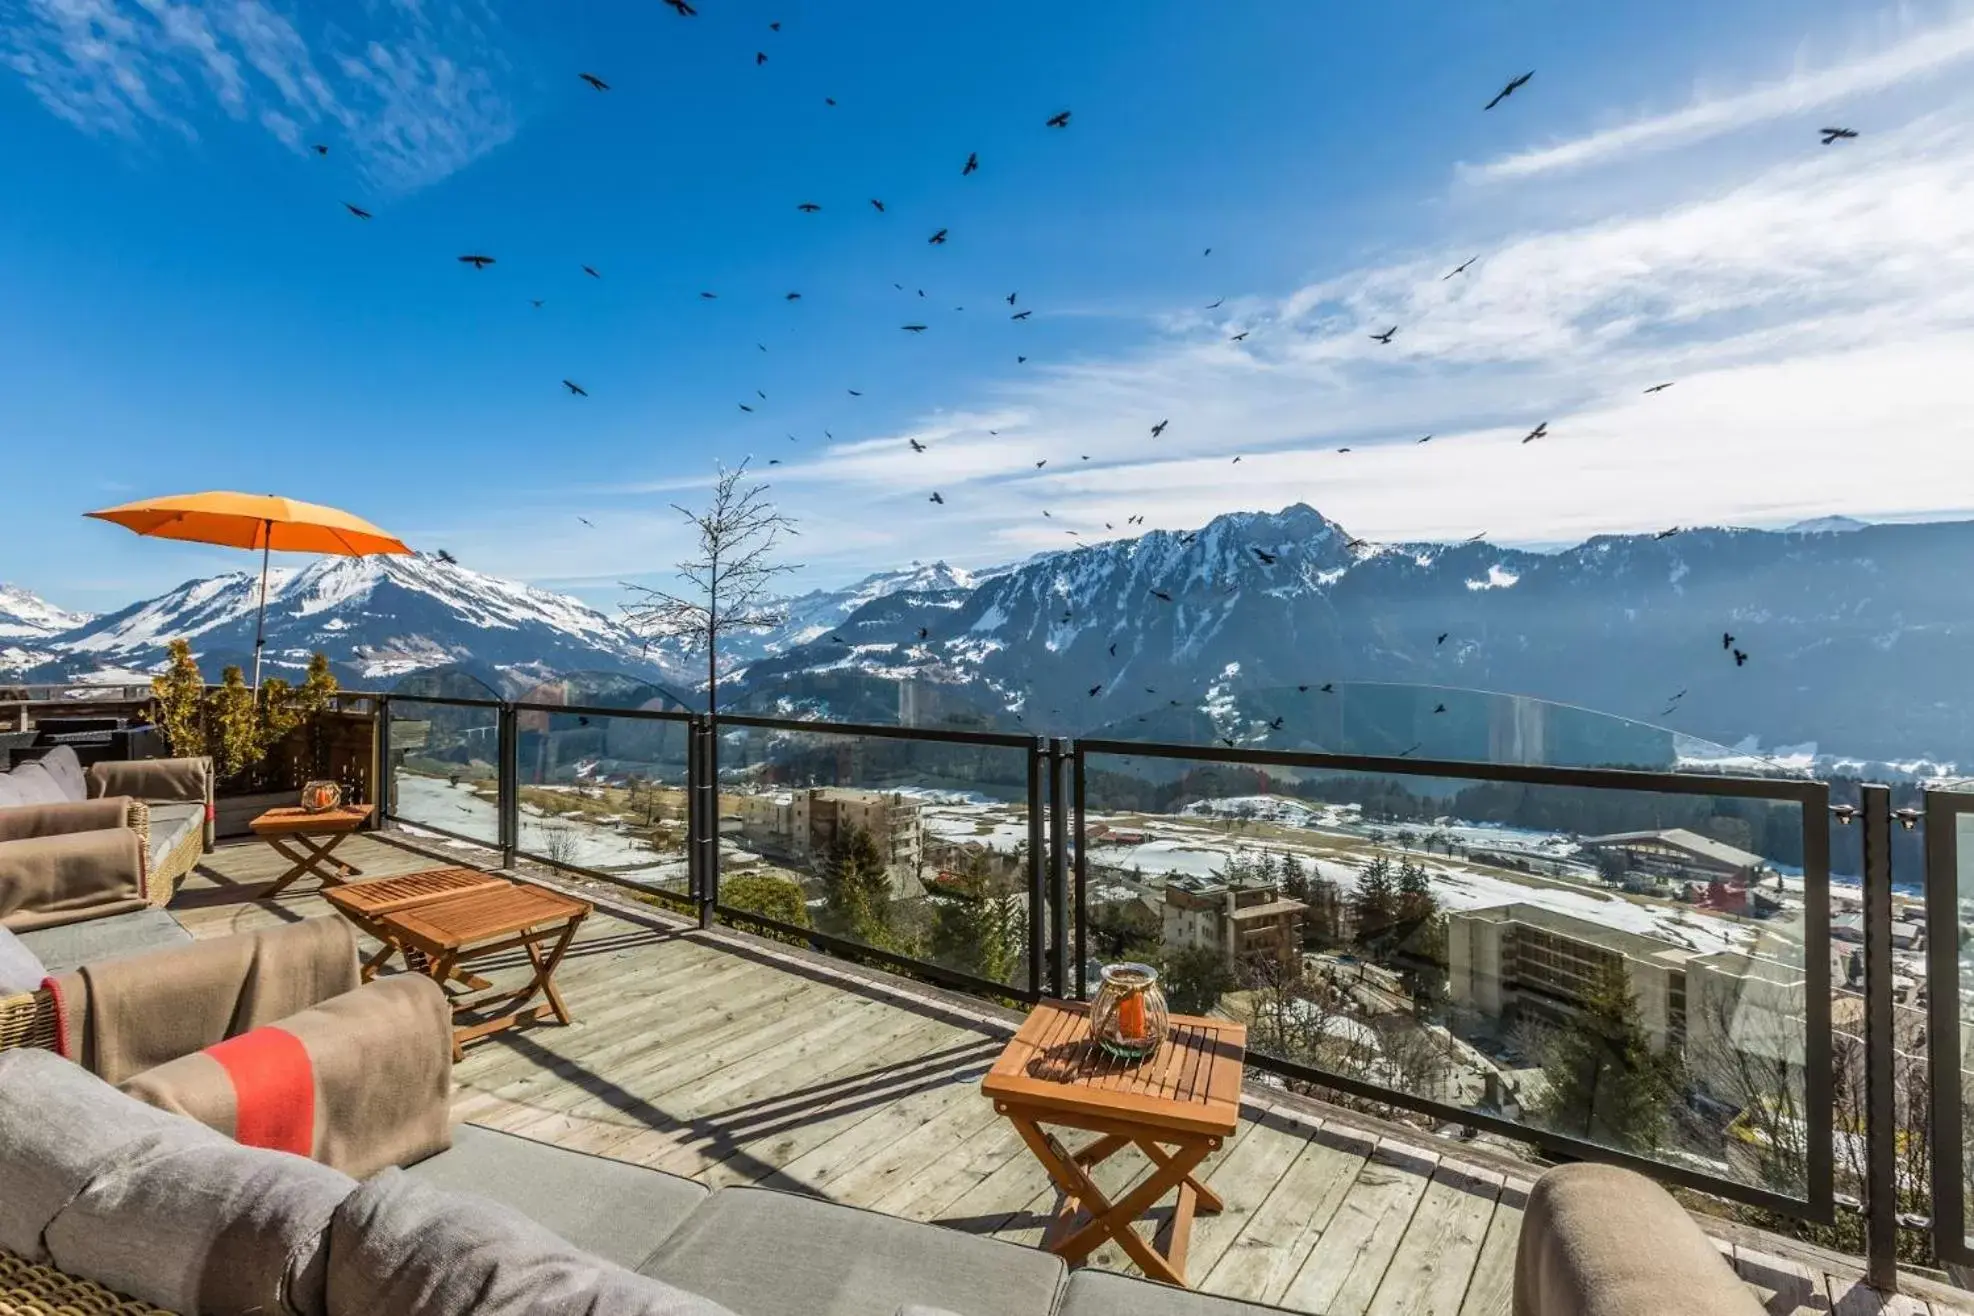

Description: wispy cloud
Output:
[1465,10,1974,183]
[1,0,514,190]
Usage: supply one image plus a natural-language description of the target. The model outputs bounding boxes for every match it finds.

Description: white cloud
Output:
[1466,10,1974,183]
[1,0,514,190]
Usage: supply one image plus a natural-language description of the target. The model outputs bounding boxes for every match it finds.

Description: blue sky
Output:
[5,0,1974,615]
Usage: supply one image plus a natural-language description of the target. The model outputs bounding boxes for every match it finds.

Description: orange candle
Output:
[1118,989,1147,1041]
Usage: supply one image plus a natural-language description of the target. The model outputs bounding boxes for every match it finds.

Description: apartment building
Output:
[1162,874,1308,971]
[736,786,924,889]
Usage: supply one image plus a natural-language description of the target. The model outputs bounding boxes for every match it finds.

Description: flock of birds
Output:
[311,31,1864,744]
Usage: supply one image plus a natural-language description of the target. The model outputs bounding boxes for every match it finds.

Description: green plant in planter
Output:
[150,643,341,784]
[152,639,208,759]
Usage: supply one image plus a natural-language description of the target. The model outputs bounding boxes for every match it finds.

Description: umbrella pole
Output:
[251,525,271,692]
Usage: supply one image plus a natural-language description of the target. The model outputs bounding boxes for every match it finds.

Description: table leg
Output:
[259,832,364,896]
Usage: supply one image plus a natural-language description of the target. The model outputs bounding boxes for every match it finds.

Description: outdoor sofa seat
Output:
[0,744,214,911]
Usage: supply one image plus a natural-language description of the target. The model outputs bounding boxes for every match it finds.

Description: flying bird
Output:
[1108,643,1116,656]
[1442,256,1478,280]
[902,324,927,332]
[847,389,862,396]
[1417,434,1433,443]
[530,299,544,309]
[830,636,844,644]
[582,265,600,279]
[1252,547,1276,565]
[796,202,821,213]
[1733,649,1750,667]
[738,403,754,412]
[700,291,718,299]
[1370,326,1397,344]
[1007,292,1018,305]
[1232,455,1242,463]
[1398,742,1423,758]
[311,144,328,156]
[908,438,926,452]
[1151,419,1168,438]
[917,627,929,640]
[962,152,979,175]
[1320,683,1335,694]
[929,492,944,504]
[928,229,948,244]
[662,0,696,13]
[579,73,609,91]
[1820,127,1858,144]
[1203,247,1213,256]
[1016,355,1027,363]
[1150,589,1174,603]
[1337,447,1352,454]
[1466,531,1487,542]
[785,292,802,300]
[562,380,587,397]
[1722,632,1735,650]
[1046,110,1071,128]
[756,389,767,399]
[769,20,781,30]
[458,254,495,269]
[1035,460,1046,468]
[1433,704,1447,714]
[870,199,885,212]
[1521,421,1548,443]
[825,97,837,106]
[1644,382,1675,394]
[755,51,768,65]
[1484,71,1533,110]
[1269,717,1284,730]
[1229,331,1249,342]
[578,516,595,528]
[1011,310,1032,320]
[1205,297,1224,309]
[343,203,371,219]
[1437,632,1449,645]
[1088,684,1102,697]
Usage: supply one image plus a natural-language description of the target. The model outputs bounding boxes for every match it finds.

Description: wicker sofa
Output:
[0,743,213,909]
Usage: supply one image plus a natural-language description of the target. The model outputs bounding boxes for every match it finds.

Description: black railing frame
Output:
[1925,788,1974,1269]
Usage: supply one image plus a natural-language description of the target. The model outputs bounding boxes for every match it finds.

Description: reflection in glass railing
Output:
[388,696,500,849]
[1080,749,1817,1197]
[511,705,691,900]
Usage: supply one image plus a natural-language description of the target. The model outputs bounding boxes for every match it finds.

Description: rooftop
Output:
[1579,828,1771,871]
[160,831,1970,1316]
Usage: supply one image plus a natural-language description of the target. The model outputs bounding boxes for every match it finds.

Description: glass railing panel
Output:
[386,696,501,849]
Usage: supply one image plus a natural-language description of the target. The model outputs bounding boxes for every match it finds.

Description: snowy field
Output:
[396,774,676,877]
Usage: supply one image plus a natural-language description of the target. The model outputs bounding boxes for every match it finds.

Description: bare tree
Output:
[622,460,801,737]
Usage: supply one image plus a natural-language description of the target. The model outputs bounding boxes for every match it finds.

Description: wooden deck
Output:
[172,833,1968,1316]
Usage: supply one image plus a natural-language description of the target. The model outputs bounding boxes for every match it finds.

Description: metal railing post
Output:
[1924,790,1969,1265]
[1071,742,1087,1001]
[1027,738,1046,1000]
[1046,738,1069,998]
[372,694,391,825]
[497,703,518,869]
[1860,784,1900,1292]
[696,718,717,930]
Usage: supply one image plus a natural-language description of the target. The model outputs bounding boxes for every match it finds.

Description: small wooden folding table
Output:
[251,803,375,896]
[981,999,1246,1288]
[320,866,511,986]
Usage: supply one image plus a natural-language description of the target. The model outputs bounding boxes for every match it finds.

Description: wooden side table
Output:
[320,866,511,986]
[981,999,1246,1288]
[251,804,375,896]
[380,883,592,1058]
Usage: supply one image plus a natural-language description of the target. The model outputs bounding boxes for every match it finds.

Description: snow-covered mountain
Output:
[0,585,92,675]
[733,504,1974,763]
[36,555,672,691]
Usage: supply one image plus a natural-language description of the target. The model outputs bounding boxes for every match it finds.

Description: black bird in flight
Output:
[902,324,928,332]
[1150,589,1174,603]
[1644,382,1675,393]
[579,73,609,91]
[662,0,696,14]
[582,265,600,279]
[1206,297,1225,309]
[928,229,949,244]
[458,254,495,269]
[1035,460,1047,468]
[1178,532,1197,545]
[1252,547,1276,565]
[1007,292,1018,305]
[962,152,979,175]
[1370,326,1397,344]
[738,403,754,412]
[343,203,371,219]
[1417,434,1433,443]
[797,202,821,213]
[1229,331,1249,342]
[1521,421,1548,443]
[1088,684,1102,697]
[312,143,328,155]
[908,438,926,452]
[562,380,587,397]
[769,20,781,30]
[1151,419,1168,438]
[1466,531,1487,542]
[1722,632,1735,649]
[1046,110,1071,128]
[1011,310,1032,320]
[1203,247,1213,256]
[756,389,767,399]
[1219,737,1239,749]
[530,299,544,309]
[1108,643,1116,656]
[758,342,767,351]
[870,199,885,212]
[1345,536,1369,550]
[755,51,768,65]
[700,291,718,299]
[1017,355,1027,363]
[578,516,595,527]
[1820,127,1859,144]
[1655,526,1682,539]
[1320,682,1335,694]
[1433,704,1447,714]
[1269,716,1285,730]
[929,492,945,504]
[1733,649,1750,667]
[1398,742,1423,758]
[1484,71,1533,110]
[1337,447,1352,454]
[847,388,862,396]
[1443,256,1478,280]
[830,636,845,644]
[825,97,837,106]
[1659,706,1678,718]
[1437,632,1449,645]
[785,292,802,300]
[918,627,929,640]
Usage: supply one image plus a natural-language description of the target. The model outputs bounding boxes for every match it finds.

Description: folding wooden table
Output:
[251,803,375,896]
[379,882,591,1059]
[981,999,1246,1288]
[320,866,512,987]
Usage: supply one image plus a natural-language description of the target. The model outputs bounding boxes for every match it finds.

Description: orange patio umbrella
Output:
[86,491,412,688]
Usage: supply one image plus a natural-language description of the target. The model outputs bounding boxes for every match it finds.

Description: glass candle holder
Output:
[1089,962,1169,1061]
[299,780,343,813]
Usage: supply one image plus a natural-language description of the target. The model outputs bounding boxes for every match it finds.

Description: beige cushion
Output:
[326,1169,739,1316]
[36,746,88,803]
[1513,1163,1763,1316]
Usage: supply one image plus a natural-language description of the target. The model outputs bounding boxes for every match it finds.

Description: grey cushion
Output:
[147,801,206,868]
[36,746,88,804]
[640,1185,1068,1316]
[1059,1269,1304,1316]
[16,905,192,973]
[327,1168,737,1316]
[0,761,66,807]
[0,924,46,992]
[406,1122,710,1271]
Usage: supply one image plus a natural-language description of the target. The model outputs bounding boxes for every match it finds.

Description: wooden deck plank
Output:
[1201,1119,1377,1306]
[1280,1137,1441,1316]
[1455,1181,1528,1316]
[1734,1246,1833,1316]
[1365,1159,1503,1316]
